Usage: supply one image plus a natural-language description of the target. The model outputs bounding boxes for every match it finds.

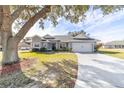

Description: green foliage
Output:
[12,5,90,30]
[32,47,47,52]
[12,5,124,31]
[40,47,47,52]
[95,43,103,52]
[32,48,39,52]
[55,47,72,52]
[68,30,88,37]
[93,5,124,15]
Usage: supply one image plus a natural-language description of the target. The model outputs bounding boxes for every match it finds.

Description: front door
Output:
[52,43,56,50]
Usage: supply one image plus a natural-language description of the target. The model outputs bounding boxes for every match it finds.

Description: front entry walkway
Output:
[75,53,124,88]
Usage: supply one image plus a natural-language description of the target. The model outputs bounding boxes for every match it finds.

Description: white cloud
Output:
[25,20,69,37]
[91,25,124,43]
[24,9,124,43]
[85,10,124,31]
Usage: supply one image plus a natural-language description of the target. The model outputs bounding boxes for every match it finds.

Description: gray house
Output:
[103,40,124,49]
[23,33,97,53]
[18,41,31,50]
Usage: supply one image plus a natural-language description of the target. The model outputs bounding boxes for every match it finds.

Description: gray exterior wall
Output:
[26,35,96,51]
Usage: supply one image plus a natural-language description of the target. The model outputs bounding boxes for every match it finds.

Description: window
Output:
[34,44,39,47]
[66,43,68,47]
[119,45,122,48]
[60,44,62,48]
[122,45,124,48]
[115,45,118,48]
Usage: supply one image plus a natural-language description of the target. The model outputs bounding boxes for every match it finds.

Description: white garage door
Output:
[72,43,93,52]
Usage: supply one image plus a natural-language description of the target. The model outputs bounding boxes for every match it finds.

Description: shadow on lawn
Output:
[39,59,78,88]
[0,59,78,88]
[0,63,35,88]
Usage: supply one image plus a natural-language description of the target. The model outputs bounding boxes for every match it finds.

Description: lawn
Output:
[98,48,124,59]
[0,51,78,88]
[19,51,77,63]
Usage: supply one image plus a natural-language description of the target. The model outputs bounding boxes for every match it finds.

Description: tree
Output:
[68,30,87,37]
[0,5,123,65]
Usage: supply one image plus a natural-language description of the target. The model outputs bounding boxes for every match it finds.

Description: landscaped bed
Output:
[0,51,78,88]
[99,48,124,59]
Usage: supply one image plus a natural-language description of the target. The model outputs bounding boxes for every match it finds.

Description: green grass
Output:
[0,51,77,64]
[0,51,78,88]
[19,51,77,63]
[19,51,77,73]
[98,48,124,59]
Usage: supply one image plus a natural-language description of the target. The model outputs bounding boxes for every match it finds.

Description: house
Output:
[103,40,124,49]
[0,32,97,52]
[18,41,31,50]
[24,33,97,53]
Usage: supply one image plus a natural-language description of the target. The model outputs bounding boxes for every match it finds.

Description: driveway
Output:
[75,53,124,88]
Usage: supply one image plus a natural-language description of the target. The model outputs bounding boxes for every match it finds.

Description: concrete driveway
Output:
[75,53,124,88]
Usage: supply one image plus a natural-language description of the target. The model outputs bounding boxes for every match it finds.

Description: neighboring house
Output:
[23,33,97,53]
[103,40,124,49]
[18,42,31,50]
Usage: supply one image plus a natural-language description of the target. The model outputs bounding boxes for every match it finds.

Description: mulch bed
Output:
[0,58,36,75]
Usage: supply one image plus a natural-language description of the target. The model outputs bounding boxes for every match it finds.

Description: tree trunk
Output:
[1,32,19,65]
[0,5,51,65]
[0,5,19,65]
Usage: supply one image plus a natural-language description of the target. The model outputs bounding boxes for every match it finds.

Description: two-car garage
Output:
[70,33,96,53]
[71,42,95,53]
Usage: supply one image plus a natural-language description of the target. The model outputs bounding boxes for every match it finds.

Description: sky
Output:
[25,8,124,43]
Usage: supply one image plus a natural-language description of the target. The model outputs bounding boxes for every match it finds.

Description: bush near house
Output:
[40,47,47,52]
[63,47,72,51]
[32,48,48,52]
[55,47,72,52]
[32,48,40,52]
[95,43,103,52]
[32,47,72,52]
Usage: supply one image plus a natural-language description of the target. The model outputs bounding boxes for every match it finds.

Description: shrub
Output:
[55,47,72,52]
[40,47,47,52]
[32,48,39,52]
[62,47,72,51]
[95,43,103,52]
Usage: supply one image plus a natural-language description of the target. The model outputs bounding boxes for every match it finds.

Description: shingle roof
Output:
[73,33,95,40]
[43,34,55,39]
[18,42,30,47]
[54,35,73,42]
[32,35,42,42]
[105,40,124,45]
[31,33,96,42]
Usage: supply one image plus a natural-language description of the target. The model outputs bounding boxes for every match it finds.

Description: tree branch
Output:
[14,5,51,42]
[11,6,26,23]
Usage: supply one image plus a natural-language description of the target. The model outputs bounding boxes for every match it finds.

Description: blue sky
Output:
[25,9,124,43]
